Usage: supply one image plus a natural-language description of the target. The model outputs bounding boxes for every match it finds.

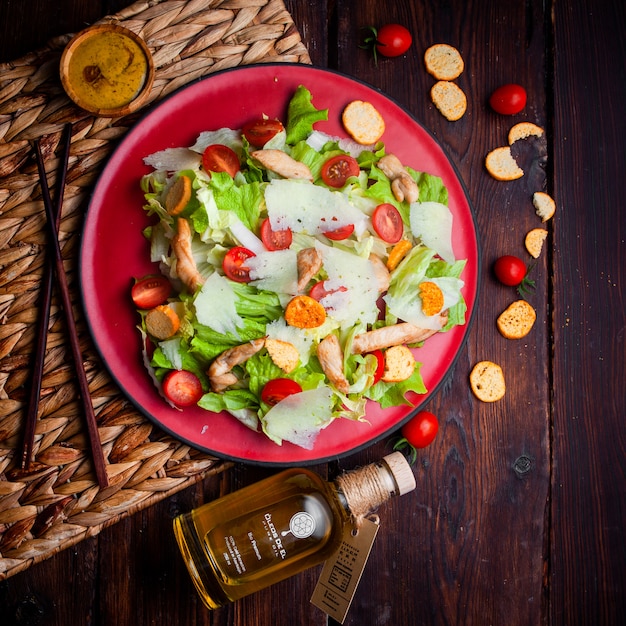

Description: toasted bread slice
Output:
[485,146,524,181]
[533,191,556,222]
[430,80,467,121]
[341,100,385,145]
[508,122,544,144]
[424,44,464,80]
[470,361,506,402]
[381,345,415,383]
[496,300,537,339]
[525,227,548,258]
[285,295,326,329]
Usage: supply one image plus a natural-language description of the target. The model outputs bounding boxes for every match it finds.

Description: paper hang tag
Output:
[310,517,379,624]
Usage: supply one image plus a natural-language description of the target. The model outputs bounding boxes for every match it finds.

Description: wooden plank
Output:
[551,1,626,624]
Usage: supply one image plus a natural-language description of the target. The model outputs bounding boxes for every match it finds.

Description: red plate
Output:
[80,64,479,466]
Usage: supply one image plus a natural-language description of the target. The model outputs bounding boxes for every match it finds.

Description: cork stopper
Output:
[382,452,416,496]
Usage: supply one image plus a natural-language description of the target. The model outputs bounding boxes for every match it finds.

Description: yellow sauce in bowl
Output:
[61,24,154,116]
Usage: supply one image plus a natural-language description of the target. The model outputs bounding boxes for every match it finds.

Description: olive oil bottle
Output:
[173,452,415,609]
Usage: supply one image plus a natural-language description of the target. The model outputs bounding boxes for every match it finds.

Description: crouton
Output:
[381,345,415,383]
[145,305,180,340]
[424,44,464,80]
[525,227,548,258]
[342,100,385,145]
[532,191,556,222]
[485,146,524,181]
[469,361,506,402]
[419,281,445,316]
[430,80,467,121]
[508,122,544,145]
[387,240,412,271]
[496,300,537,340]
[265,338,299,373]
[284,295,326,329]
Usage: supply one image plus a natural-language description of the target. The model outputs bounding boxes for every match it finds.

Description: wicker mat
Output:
[0,0,311,580]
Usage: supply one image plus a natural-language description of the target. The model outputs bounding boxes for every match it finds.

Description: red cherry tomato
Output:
[242,119,284,148]
[401,410,439,449]
[223,246,256,282]
[372,203,404,243]
[321,155,360,188]
[375,24,413,58]
[369,349,385,385]
[162,370,203,407]
[260,217,292,251]
[493,255,527,286]
[261,378,303,406]
[131,275,172,310]
[322,223,355,240]
[309,280,347,305]
[489,84,527,115]
[202,144,240,177]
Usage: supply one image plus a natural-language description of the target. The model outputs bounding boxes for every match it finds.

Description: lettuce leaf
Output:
[286,85,329,145]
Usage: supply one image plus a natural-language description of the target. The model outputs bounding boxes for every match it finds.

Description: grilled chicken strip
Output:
[251,149,313,180]
[171,218,204,292]
[317,334,350,394]
[297,247,323,291]
[208,338,266,392]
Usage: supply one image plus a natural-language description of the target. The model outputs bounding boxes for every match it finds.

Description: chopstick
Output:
[20,125,72,471]
[25,125,109,488]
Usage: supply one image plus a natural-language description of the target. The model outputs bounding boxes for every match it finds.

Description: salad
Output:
[134,85,467,450]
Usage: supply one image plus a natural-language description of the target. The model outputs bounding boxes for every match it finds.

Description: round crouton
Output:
[532,191,556,222]
[496,300,537,340]
[341,100,385,145]
[470,361,506,402]
[145,305,180,340]
[381,345,415,383]
[430,80,467,121]
[284,295,326,329]
[424,44,464,80]
[508,122,545,145]
[525,227,548,258]
[485,146,524,181]
[419,281,445,316]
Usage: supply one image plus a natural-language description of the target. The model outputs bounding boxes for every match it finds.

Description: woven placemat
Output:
[0,0,311,580]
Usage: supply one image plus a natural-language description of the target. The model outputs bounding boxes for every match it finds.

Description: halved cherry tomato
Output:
[372,203,403,243]
[369,349,385,385]
[202,144,240,177]
[489,84,527,115]
[162,370,203,407]
[322,224,355,240]
[309,280,347,303]
[260,217,292,251]
[243,119,284,148]
[374,24,413,58]
[223,246,256,282]
[131,275,172,309]
[321,154,360,188]
[261,378,303,406]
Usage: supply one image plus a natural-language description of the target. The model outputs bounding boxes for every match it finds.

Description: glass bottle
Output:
[172,451,415,609]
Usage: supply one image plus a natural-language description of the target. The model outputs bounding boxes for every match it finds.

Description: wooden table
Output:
[1,1,624,624]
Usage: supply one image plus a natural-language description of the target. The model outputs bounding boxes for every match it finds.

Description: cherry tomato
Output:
[401,410,439,449]
[369,349,385,385]
[261,378,303,406]
[321,154,360,188]
[223,246,256,282]
[162,370,203,407]
[375,24,413,58]
[242,119,284,148]
[493,255,527,286]
[260,217,292,251]
[309,280,347,305]
[322,223,355,240]
[131,275,172,309]
[489,84,527,115]
[202,144,240,177]
[372,203,404,243]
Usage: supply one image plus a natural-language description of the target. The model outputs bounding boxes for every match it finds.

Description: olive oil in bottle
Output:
[173,452,415,609]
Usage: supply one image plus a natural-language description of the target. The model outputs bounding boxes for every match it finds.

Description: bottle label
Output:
[310,517,379,624]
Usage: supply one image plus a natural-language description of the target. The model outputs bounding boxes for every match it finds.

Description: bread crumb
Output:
[496,300,537,340]
[424,44,464,80]
[430,80,467,121]
[485,146,524,181]
[470,361,506,402]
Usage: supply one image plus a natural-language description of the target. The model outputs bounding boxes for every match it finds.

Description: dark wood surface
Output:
[1,1,624,625]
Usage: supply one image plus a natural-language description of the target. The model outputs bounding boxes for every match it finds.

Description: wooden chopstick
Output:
[29,126,110,488]
[20,125,72,470]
